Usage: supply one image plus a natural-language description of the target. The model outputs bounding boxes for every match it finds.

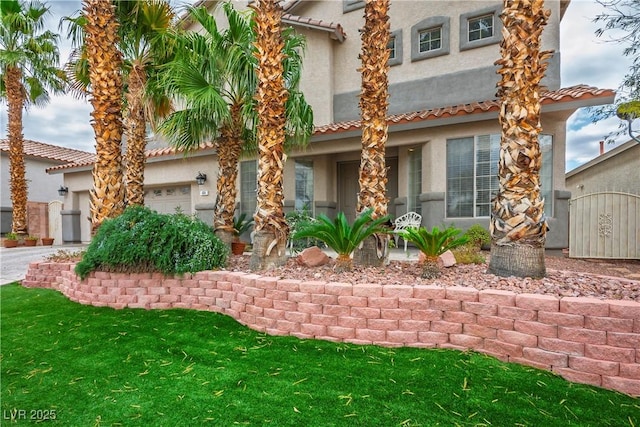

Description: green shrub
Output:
[286,208,322,254]
[75,206,228,279]
[452,244,486,264]
[464,224,490,248]
[398,225,469,278]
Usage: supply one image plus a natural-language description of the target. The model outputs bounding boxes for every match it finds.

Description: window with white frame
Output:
[446,134,553,218]
[387,30,403,66]
[408,147,422,214]
[411,16,450,62]
[459,5,502,51]
[240,160,257,217]
[295,160,314,212]
[468,14,493,42]
[419,27,442,53]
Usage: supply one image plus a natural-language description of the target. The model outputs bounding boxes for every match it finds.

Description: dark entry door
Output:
[338,158,398,223]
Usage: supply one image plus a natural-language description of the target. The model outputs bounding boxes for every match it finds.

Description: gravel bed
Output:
[226,254,640,302]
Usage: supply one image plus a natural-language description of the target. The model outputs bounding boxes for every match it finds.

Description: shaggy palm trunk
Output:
[213,104,243,247]
[249,0,289,271]
[124,64,147,206]
[5,66,28,236]
[84,0,125,234]
[354,0,391,267]
[488,0,552,278]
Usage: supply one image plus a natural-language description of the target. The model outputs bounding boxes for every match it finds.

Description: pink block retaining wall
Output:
[23,261,640,397]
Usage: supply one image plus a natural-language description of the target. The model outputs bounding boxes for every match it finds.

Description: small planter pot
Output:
[42,237,54,246]
[3,239,18,248]
[25,239,38,247]
[231,241,246,256]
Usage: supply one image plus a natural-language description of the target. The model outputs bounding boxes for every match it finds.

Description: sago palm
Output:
[355,0,391,268]
[293,209,391,272]
[488,0,552,278]
[398,226,468,279]
[0,0,66,235]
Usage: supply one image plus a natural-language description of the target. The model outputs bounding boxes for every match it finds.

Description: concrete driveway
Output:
[0,244,86,285]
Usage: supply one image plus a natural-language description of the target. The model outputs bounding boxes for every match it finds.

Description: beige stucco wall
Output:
[566,142,640,196]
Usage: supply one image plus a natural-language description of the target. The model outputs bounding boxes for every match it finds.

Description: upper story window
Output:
[419,27,442,52]
[343,0,364,13]
[387,30,403,66]
[411,16,450,62]
[468,14,494,42]
[459,5,502,51]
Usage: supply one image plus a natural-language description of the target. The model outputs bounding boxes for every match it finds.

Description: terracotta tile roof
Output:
[314,85,616,136]
[282,13,346,42]
[0,139,94,164]
[45,140,216,173]
[45,85,614,173]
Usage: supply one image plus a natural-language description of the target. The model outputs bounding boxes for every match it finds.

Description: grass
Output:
[1,284,638,426]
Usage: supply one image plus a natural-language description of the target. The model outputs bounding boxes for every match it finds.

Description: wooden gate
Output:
[569,192,639,259]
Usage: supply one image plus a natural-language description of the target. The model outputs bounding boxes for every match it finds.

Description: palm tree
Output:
[0,0,66,236]
[488,0,553,278]
[354,0,391,268]
[160,2,312,250]
[249,0,290,271]
[64,0,175,208]
[82,0,125,234]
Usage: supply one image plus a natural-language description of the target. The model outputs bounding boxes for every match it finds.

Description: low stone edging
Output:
[23,261,640,397]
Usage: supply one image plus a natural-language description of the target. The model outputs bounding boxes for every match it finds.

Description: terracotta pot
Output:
[3,239,18,248]
[231,241,246,256]
[25,239,38,247]
[42,237,54,246]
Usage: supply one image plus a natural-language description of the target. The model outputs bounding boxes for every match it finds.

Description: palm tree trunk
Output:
[84,0,125,234]
[124,64,147,206]
[4,66,28,236]
[213,103,243,246]
[488,0,552,278]
[249,0,289,271]
[354,0,391,267]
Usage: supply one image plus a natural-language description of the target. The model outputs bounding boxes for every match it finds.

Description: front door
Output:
[338,158,398,223]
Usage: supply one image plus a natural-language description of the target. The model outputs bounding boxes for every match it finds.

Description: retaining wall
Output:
[23,261,640,397]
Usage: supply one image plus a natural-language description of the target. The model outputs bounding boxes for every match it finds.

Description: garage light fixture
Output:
[57,186,68,196]
[195,172,207,185]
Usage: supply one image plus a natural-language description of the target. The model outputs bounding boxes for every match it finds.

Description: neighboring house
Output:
[0,139,94,235]
[51,0,615,248]
[565,140,639,259]
[566,140,640,195]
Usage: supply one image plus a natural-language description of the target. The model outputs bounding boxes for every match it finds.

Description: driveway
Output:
[0,244,86,285]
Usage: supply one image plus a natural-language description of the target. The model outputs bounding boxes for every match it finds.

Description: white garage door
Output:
[145,186,192,215]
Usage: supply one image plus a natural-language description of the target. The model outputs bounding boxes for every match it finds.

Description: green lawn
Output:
[1,284,638,426]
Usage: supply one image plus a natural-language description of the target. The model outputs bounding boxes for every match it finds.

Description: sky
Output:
[0,0,635,172]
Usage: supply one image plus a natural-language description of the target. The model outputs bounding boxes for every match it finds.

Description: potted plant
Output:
[3,232,18,248]
[25,235,39,247]
[231,213,253,255]
[42,236,54,246]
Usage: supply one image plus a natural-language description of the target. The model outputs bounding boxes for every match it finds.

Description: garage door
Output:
[145,186,192,215]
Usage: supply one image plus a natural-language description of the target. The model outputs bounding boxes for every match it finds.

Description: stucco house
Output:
[0,139,94,236]
[49,0,615,247]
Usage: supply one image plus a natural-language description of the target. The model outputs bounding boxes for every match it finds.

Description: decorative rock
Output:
[297,246,330,267]
[438,250,457,268]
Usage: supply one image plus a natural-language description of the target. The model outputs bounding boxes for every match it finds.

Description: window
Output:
[343,0,364,13]
[419,27,442,53]
[411,16,450,62]
[240,160,257,217]
[468,14,493,42]
[408,147,422,214]
[295,160,314,212]
[387,30,403,66]
[459,5,502,51]
[446,134,553,218]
